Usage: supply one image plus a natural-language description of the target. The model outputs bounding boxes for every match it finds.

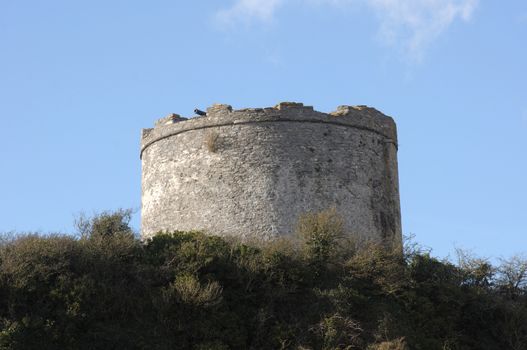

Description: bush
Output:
[75,208,134,240]
[0,210,526,349]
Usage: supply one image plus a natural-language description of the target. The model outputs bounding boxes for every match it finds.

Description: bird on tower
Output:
[194,109,206,116]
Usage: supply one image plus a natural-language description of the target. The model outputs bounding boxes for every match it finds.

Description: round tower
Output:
[140,102,402,244]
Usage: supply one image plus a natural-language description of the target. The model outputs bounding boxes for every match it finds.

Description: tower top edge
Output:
[140,102,398,157]
[149,102,393,125]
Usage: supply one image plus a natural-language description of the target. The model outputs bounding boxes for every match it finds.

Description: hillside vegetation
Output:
[0,210,526,350]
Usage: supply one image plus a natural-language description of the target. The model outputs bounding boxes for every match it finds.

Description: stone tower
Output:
[140,102,402,244]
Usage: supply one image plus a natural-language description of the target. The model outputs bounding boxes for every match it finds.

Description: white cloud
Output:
[216,0,284,26]
[216,0,479,60]
[367,0,478,61]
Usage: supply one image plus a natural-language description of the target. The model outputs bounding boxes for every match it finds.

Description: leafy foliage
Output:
[0,211,526,349]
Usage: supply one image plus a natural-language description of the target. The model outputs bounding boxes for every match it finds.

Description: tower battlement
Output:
[140,102,402,244]
[141,103,397,159]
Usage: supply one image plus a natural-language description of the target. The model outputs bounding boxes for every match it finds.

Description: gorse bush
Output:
[0,211,526,349]
[297,208,344,263]
[74,209,134,239]
[169,274,223,307]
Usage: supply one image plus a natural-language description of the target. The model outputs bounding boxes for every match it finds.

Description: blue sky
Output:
[1,0,526,259]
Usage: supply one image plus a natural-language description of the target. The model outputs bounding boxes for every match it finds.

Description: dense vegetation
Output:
[0,210,526,350]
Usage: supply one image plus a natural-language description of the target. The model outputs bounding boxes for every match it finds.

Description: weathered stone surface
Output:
[140,102,402,244]
[275,102,313,111]
[154,113,187,127]
[206,104,233,116]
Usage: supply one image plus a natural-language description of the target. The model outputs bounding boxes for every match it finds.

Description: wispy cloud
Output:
[368,0,478,61]
[216,0,284,26]
[216,0,479,61]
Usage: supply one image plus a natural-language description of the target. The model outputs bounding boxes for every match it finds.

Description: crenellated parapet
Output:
[140,102,397,159]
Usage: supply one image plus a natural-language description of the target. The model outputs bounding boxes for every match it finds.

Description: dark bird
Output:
[194,109,207,116]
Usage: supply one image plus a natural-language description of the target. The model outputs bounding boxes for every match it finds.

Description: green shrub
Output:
[0,210,526,349]
[367,338,407,350]
[296,208,344,263]
[169,274,223,307]
[311,313,363,349]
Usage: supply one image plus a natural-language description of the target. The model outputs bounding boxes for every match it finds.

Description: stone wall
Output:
[140,102,402,244]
